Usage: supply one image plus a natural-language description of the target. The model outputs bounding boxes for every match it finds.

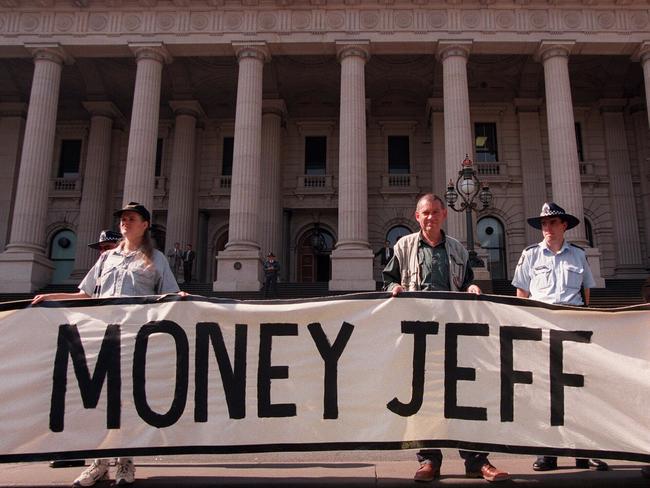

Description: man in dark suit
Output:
[183,244,195,283]
[374,240,393,266]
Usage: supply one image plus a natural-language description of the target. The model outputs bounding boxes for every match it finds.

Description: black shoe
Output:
[533,457,558,471]
[580,459,608,471]
[49,459,85,468]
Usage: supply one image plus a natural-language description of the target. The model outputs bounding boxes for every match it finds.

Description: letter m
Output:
[49,324,121,432]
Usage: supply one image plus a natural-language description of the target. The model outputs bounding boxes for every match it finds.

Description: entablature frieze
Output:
[0,5,649,58]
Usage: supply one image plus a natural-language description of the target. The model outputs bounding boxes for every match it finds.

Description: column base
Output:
[213,249,261,292]
[0,251,55,293]
[585,247,605,288]
[329,247,375,291]
[612,265,648,279]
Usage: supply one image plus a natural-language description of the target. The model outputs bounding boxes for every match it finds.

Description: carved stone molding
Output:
[233,41,270,63]
[514,98,543,113]
[25,43,73,65]
[129,42,172,64]
[436,40,472,62]
[632,41,650,63]
[0,102,27,118]
[262,98,287,117]
[82,101,124,120]
[336,41,370,63]
[169,100,205,119]
[535,41,575,63]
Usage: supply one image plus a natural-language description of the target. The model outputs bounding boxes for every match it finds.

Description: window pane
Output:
[222,137,234,176]
[305,136,327,175]
[57,140,82,178]
[575,123,584,162]
[474,123,498,163]
[388,136,410,174]
[155,138,164,177]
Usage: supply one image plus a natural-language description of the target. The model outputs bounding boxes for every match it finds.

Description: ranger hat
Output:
[527,202,580,230]
[114,202,151,223]
[88,230,122,250]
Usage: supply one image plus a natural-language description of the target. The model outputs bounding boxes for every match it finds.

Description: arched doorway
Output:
[477,217,507,279]
[212,231,229,282]
[297,226,335,283]
[49,229,77,284]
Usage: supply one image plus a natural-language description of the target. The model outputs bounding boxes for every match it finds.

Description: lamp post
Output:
[444,154,493,268]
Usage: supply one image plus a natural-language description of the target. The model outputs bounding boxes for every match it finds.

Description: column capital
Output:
[514,98,543,113]
[0,102,27,118]
[82,101,124,120]
[232,42,270,63]
[336,41,370,63]
[631,41,650,63]
[129,42,172,64]
[535,41,575,63]
[262,99,287,117]
[24,43,73,65]
[169,100,205,119]
[436,40,472,62]
[426,97,444,114]
[597,98,627,113]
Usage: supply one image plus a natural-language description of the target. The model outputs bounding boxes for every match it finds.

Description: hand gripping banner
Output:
[0,292,649,463]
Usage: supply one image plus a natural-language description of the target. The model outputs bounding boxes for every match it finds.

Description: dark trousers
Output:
[264,275,278,298]
[183,263,192,283]
[417,450,489,472]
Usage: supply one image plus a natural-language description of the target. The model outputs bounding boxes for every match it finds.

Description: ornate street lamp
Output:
[444,154,493,268]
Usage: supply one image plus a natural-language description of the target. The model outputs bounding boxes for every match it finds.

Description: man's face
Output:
[541,216,567,241]
[415,199,447,234]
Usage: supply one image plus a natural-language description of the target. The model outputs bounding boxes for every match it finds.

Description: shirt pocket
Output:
[564,264,584,290]
[532,264,552,290]
[130,263,158,294]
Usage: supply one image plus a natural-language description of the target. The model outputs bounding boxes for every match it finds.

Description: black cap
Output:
[114,202,151,223]
[527,202,580,230]
[88,230,122,250]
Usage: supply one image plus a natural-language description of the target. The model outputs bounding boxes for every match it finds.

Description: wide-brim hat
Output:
[114,202,151,223]
[88,230,122,249]
[527,202,580,230]
[267,252,275,258]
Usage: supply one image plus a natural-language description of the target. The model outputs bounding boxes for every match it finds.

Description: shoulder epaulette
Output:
[524,244,537,251]
[570,243,585,251]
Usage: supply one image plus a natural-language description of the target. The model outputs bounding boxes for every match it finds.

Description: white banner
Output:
[1,292,649,463]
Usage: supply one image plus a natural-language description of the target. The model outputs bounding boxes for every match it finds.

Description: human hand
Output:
[31,294,47,305]
[391,285,405,297]
[466,284,482,295]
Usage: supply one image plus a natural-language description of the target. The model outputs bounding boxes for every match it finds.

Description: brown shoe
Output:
[414,463,440,482]
[466,463,510,482]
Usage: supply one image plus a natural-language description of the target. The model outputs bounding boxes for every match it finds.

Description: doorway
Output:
[297,226,335,283]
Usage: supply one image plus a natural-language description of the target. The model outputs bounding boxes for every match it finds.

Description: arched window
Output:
[477,217,506,280]
[49,229,77,284]
[585,218,594,247]
[386,225,412,246]
[297,226,335,283]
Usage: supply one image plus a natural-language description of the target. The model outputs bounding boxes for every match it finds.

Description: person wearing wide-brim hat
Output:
[87,230,122,251]
[512,202,608,473]
[262,251,280,299]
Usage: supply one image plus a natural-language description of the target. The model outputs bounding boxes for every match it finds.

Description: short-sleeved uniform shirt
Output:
[79,247,179,298]
[511,240,595,306]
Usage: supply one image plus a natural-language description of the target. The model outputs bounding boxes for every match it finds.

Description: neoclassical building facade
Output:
[0,0,648,292]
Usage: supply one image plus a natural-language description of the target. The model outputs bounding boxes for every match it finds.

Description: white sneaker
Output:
[115,458,135,485]
[72,459,109,487]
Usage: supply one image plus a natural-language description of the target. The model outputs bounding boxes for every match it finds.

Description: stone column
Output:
[427,98,446,196]
[329,41,375,291]
[165,101,203,255]
[638,42,650,128]
[437,41,473,242]
[600,100,644,276]
[537,41,603,286]
[123,43,171,212]
[214,42,268,292]
[70,102,123,279]
[515,99,548,245]
[537,42,586,242]
[630,104,650,269]
[259,99,285,258]
[0,103,26,252]
[0,45,70,292]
